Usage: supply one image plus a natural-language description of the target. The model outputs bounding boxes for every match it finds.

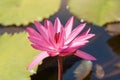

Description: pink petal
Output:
[26,27,41,37]
[45,20,55,38]
[34,21,55,47]
[59,47,76,56]
[75,34,95,41]
[65,16,74,39]
[31,44,53,52]
[46,20,54,32]
[44,20,51,29]
[69,40,89,48]
[44,20,54,30]
[34,21,48,39]
[65,23,86,45]
[75,50,96,60]
[29,36,54,50]
[27,27,53,48]
[80,28,91,36]
[54,17,63,33]
[49,52,59,56]
[45,20,57,48]
[69,34,95,47]
[58,27,65,47]
[26,27,54,50]
[27,51,49,70]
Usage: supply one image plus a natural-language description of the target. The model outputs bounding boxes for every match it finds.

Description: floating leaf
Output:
[68,0,120,26]
[105,22,120,36]
[74,60,92,80]
[0,32,39,80]
[0,0,61,26]
[95,64,105,79]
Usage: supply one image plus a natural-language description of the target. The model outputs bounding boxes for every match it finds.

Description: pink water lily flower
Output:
[26,16,96,70]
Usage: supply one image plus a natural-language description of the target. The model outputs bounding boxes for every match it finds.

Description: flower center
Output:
[54,32,60,43]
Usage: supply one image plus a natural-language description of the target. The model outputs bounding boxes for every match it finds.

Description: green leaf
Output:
[0,0,61,26]
[0,32,39,80]
[68,0,120,26]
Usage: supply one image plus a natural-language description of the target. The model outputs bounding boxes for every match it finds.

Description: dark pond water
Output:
[0,0,120,80]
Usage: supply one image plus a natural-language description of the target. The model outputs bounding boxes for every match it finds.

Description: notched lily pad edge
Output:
[0,6,61,27]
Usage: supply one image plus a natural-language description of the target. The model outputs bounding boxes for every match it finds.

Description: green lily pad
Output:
[0,0,61,26]
[0,32,39,80]
[68,0,120,26]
